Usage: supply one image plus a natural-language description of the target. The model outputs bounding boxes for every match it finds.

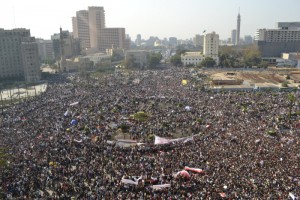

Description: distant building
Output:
[193,34,203,47]
[0,28,40,82]
[181,52,204,66]
[203,32,219,64]
[255,22,300,57]
[72,6,128,52]
[136,34,141,46]
[231,29,237,45]
[99,28,128,52]
[244,35,253,45]
[51,30,80,59]
[169,37,178,47]
[36,39,55,62]
[73,10,90,50]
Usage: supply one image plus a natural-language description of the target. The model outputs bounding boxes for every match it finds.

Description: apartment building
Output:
[203,32,219,64]
[0,28,40,82]
[36,39,55,62]
[99,28,126,52]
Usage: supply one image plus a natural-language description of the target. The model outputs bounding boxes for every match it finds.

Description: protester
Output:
[0,67,299,199]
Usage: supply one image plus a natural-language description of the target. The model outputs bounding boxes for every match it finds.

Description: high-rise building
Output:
[236,12,241,45]
[36,39,55,62]
[231,29,237,45]
[74,10,90,50]
[203,32,219,64]
[136,34,141,46]
[0,28,40,82]
[99,28,127,52]
[255,22,300,57]
[72,6,128,52]
[88,7,105,49]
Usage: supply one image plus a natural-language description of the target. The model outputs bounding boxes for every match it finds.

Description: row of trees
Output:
[122,52,163,69]
[170,48,216,68]
[170,45,267,68]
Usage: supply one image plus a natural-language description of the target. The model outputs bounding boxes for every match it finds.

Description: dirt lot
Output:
[206,68,300,86]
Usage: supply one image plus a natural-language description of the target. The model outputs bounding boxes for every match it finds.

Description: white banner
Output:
[151,184,171,190]
[154,135,194,145]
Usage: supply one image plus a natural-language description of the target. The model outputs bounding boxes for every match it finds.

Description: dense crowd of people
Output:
[0,67,299,199]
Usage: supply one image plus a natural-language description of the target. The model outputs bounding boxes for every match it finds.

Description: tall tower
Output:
[236,9,241,45]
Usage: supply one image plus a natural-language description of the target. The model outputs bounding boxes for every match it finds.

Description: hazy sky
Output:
[1,0,299,40]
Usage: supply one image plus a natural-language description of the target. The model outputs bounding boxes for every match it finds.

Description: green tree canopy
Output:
[147,52,162,68]
[170,54,182,66]
[199,57,216,68]
[243,45,262,67]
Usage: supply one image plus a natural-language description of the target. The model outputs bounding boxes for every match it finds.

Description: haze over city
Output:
[1,0,300,40]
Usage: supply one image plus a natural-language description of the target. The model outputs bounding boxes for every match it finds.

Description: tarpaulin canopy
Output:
[71,119,78,125]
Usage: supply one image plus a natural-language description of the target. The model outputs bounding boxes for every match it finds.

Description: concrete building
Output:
[72,6,128,52]
[88,7,105,49]
[231,29,237,45]
[236,12,241,45]
[51,30,80,60]
[0,28,40,82]
[83,53,111,65]
[36,39,55,62]
[193,34,203,47]
[244,35,253,45]
[169,37,178,47]
[74,10,90,50]
[136,34,141,46]
[255,22,300,57]
[99,28,127,52]
[181,52,204,66]
[21,38,41,82]
[203,32,219,64]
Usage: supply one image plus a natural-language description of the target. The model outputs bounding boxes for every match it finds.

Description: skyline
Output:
[1,0,300,40]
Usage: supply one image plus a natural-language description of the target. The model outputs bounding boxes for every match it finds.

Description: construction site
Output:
[204,68,300,90]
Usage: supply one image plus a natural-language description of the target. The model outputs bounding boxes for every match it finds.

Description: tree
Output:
[147,52,162,68]
[123,55,138,68]
[243,45,262,67]
[199,57,216,68]
[170,54,182,66]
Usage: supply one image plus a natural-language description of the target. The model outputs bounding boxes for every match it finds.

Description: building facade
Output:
[72,6,128,52]
[0,28,40,82]
[181,52,204,66]
[36,39,55,62]
[255,22,300,57]
[193,34,203,47]
[74,10,90,50]
[51,30,80,60]
[231,29,237,45]
[136,34,141,46]
[88,7,105,49]
[203,32,219,64]
[99,28,127,52]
